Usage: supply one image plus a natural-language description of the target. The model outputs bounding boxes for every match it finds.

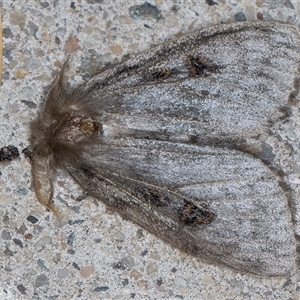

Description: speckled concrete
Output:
[0,1,300,299]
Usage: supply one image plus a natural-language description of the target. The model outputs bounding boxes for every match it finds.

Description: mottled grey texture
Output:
[30,21,298,277]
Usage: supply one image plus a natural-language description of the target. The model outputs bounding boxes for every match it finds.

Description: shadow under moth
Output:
[29,21,299,277]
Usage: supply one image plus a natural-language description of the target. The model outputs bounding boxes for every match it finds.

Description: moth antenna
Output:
[43,56,71,114]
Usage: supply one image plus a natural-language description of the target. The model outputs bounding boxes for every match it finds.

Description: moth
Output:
[29,21,299,277]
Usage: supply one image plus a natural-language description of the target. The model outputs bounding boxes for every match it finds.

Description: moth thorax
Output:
[59,112,102,142]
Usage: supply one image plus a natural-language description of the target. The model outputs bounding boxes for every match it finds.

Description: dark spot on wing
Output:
[180,201,214,225]
[138,187,169,207]
[187,55,218,76]
[144,68,171,81]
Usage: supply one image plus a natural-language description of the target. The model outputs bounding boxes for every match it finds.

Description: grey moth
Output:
[29,21,299,276]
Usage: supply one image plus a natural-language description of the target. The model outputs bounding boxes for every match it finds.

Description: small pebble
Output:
[93,286,109,292]
[64,35,80,53]
[67,232,75,246]
[235,12,247,21]
[80,266,94,278]
[146,262,158,275]
[72,262,80,270]
[174,277,187,288]
[17,284,26,295]
[35,274,49,287]
[57,268,70,279]
[1,229,12,240]
[13,238,23,248]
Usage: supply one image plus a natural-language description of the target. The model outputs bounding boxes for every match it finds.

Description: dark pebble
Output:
[17,284,26,295]
[37,258,49,272]
[0,145,19,161]
[129,2,162,20]
[157,278,163,286]
[4,247,14,256]
[55,36,60,44]
[205,0,218,5]
[13,238,23,248]
[93,286,109,292]
[72,262,80,270]
[86,0,104,3]
[27,215,38,224]
[122,278,129,286]
[67,232,75,246]
[257,12,263,20]
[235,12,247,22]
[3,28,14,39]
[40,2,49,8]
[35,274,49,287]
[136,228,144,239]
[67,249,75,255]
[21,100,38,109]
[112,261,126,270]
[258,142,275,164]
[3,48,13,61]
[69,219,85,225]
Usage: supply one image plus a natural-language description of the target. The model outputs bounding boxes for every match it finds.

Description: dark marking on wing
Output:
[187,55,218,76]
[137,186,170,207]
[180,201,214,225]
[145,68,171,81]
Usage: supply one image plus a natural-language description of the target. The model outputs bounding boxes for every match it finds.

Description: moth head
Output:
[30,59,102,169]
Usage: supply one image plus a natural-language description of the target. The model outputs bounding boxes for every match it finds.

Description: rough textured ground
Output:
[0,1,300,299]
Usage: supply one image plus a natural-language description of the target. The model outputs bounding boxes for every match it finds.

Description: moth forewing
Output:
[29,21,298,276]
[86,21,300,139]
[66,139,295,277]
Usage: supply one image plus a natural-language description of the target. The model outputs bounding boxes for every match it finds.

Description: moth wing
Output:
[86,21,300,138]
[66,138,295,276]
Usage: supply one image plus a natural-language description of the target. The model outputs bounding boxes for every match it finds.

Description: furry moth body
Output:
[29,21,299,276]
